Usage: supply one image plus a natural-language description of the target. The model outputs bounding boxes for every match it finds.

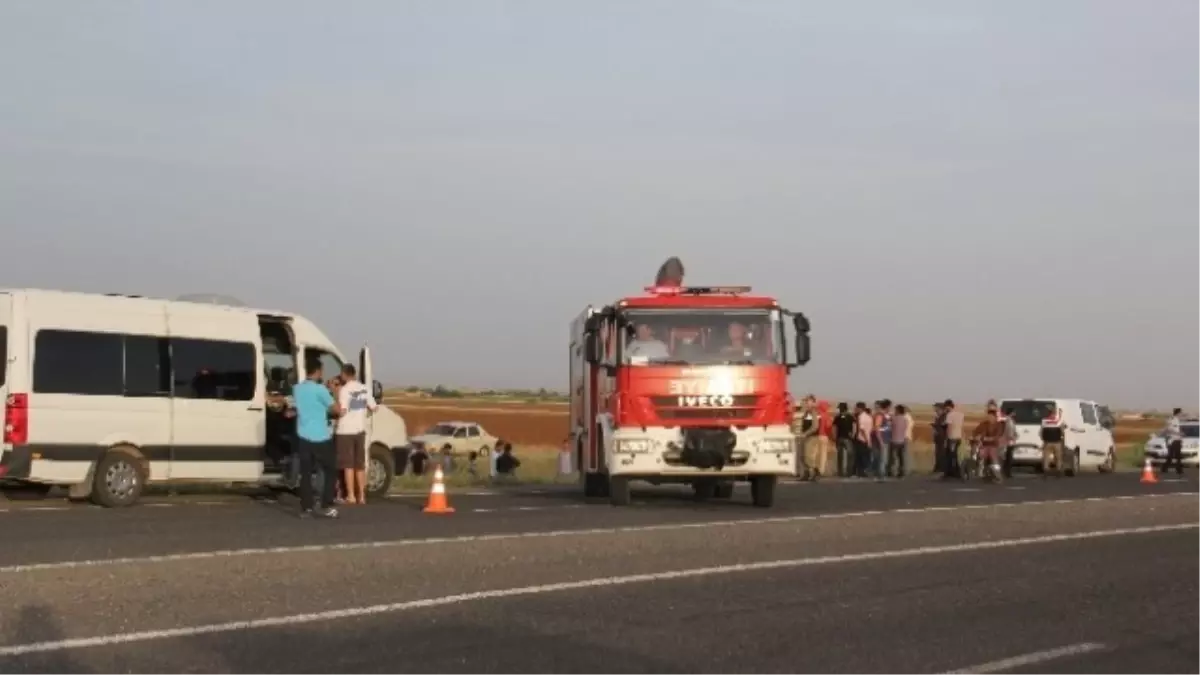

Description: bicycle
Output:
[962,440,1003,483]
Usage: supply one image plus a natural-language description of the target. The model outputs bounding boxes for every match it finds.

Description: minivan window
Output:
[171,338,256,401]
[1000,399,1055,425]
[124,335,171,397]
[0,326,7,387]
[304,348,344,383]
[1079,402,1098,425]
[33,330,124,396]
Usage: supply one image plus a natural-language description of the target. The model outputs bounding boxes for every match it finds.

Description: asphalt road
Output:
[0,473,1195,673]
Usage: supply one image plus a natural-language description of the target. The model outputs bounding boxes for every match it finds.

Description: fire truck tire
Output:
[714,481,735,499]
[608,476,631,506]
[750,475,776,508]
[583,472,609,498]
[692,480,717,501]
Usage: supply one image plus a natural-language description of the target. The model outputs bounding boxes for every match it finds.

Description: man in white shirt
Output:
[335,364,378,504]
[1163,407,1185,476]
[625,324,669,361]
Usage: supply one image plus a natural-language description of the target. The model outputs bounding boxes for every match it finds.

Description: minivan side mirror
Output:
[372,380,385,403]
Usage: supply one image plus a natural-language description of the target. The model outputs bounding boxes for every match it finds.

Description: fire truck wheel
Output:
[750,475,776,508]
[608,476,631,506]
[713,481,735,499]
[583,472,609,498]
[692,480,717,501]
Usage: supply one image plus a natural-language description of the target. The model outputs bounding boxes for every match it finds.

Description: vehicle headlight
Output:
[759,438,793,453]
[616,439,653,453]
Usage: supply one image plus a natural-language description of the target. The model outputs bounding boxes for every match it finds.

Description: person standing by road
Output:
[335,363,377,505]
[942,399,965,479]
[833,402,857,477]
[931,402,948,474]
[809,399,833,481]
[1163,407,1186,476]
[1040,406,1066,477]
[888,404,913,478]
[1001,405,1018,478]
[293,359,341,519]
[872,400,893,480]
[854,402,873,478]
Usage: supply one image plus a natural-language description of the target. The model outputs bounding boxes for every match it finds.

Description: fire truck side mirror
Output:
[584,331,600,365]
[791,313,811,366]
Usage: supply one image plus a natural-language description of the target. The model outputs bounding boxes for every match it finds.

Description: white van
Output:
[998,398,1117,474]
[0,289,410,506]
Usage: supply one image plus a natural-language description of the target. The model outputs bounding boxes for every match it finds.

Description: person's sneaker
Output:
[317,507,339,519]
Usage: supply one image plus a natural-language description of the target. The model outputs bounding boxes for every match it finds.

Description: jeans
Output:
[887,441,909,477]
[870,437,887,477]
[836,438,855,477]
[297,438,337,512]
[944,439,962,477]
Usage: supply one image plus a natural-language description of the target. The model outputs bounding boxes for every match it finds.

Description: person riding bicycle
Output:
[969,401,1007,482]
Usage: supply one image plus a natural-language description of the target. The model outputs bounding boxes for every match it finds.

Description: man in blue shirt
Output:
[292,359,342,518]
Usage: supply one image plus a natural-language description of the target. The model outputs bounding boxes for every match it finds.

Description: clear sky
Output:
[1,0,1196,409]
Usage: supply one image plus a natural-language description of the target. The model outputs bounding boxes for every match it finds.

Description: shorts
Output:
[335,433,367,470]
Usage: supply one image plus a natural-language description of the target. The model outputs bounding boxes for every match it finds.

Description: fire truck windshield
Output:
[620,309,782,366]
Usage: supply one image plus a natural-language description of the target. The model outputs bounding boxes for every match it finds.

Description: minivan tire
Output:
[92,449,146,508]
[366,444,395,498]
[1098,448,1116,474]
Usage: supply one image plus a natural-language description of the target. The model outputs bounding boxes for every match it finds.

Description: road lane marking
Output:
[0,526,1189,658]
[944,642,1106,673]
[0,492,1193,574]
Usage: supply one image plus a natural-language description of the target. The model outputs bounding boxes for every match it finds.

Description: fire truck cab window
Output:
[620,310,781,366]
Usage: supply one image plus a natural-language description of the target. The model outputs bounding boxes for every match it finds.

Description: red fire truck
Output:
[568,275,810,507]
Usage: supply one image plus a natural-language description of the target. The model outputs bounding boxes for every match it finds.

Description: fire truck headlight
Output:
[616,439,653,453]
[759,439,793,454]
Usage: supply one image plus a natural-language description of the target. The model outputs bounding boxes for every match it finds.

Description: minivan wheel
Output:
[366,444,395,497]
[93,450,146,508]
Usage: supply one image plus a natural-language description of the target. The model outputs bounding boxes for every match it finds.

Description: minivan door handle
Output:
[248,404,264,412]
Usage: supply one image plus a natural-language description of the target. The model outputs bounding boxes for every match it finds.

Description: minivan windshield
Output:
[1001,399,1056,425]
[425,424,458,436]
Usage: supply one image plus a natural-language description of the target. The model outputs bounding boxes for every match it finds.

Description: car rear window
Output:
[1000,399,1056,425]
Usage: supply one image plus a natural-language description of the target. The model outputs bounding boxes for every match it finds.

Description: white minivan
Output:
[998,397,1117,474]
[0,289,411,506]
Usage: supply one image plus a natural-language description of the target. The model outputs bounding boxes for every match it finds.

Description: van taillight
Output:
[4,393,28,445]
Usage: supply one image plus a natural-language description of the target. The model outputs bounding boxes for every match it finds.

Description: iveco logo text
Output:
[668,379,755,395]
[678,394,736,407]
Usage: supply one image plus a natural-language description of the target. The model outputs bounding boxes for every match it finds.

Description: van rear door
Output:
[359,345,375,436]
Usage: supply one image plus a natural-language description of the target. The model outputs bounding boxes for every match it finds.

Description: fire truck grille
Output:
[651,395,759,422]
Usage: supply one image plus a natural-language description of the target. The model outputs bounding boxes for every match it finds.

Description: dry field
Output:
[383,394,1164,451]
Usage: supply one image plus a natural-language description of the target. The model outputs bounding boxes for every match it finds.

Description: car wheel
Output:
[751,475,777,508]
[1064,449,1080,477]
[608,475,632,506]
[1098,448,1116,474]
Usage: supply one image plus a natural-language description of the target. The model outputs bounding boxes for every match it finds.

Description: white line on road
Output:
[944,642,1106,673]
[0,527,1188,659]
[0,492,1193,574]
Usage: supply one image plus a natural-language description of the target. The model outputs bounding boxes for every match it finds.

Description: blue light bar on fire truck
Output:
[643,285,753,296]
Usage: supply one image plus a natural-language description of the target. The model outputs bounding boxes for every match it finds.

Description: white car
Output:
[998,398,1118,474]
[1143,420,1200,467]
[409,421,498,458]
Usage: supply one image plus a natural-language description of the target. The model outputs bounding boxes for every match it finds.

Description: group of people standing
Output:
[289,358,379,519]
[793,396,916,480]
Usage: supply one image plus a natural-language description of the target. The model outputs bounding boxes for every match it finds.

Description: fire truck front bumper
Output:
[608,426,797,477]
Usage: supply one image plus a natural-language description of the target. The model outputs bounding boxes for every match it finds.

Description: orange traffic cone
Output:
[1140,457,1158,484]
[423,465,455,514]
